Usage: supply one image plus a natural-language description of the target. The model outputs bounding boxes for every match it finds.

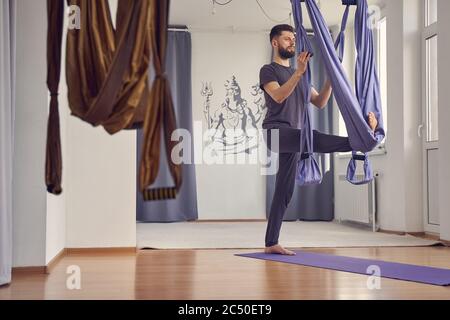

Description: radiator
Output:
[335,174,378,232]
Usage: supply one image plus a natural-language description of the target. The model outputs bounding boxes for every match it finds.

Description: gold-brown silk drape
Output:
[140,0,182,194]
[65,0,150,132]
[45,0,182,197]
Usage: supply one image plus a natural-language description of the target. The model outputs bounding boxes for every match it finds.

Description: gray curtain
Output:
[137,30,198,222]
[0,0,15,286]
[266,35,335,222]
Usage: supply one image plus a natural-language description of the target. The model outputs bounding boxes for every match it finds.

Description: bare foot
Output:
[368,112,378,132]
[264,244,296,256]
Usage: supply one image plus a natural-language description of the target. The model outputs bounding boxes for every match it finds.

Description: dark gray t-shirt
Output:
[259,62,304,129]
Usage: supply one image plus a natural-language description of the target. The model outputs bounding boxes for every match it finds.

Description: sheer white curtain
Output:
[0,0,15,286]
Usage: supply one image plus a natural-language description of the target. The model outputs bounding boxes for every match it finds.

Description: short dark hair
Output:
[270,24,295,42]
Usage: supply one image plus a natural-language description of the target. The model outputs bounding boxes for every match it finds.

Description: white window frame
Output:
[425,0,437,27]
[421,0,439,234]
[422,2,438,143]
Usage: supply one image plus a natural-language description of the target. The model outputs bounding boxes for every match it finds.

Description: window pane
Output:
[378,18,387,142]
[426,0,437,26]
[426,35,439,142]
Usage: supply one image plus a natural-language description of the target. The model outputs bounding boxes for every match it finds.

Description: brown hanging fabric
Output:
[65,0,149,132]
[45,0,64,194]
[139,0,182,198]
[45,0,182,199]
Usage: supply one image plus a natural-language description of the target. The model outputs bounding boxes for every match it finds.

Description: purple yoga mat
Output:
[236,251,450,286]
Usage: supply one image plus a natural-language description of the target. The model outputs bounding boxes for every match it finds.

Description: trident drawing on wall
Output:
[201,82,214,129]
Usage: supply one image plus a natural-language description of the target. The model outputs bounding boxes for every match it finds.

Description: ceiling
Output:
[169,0,359,31]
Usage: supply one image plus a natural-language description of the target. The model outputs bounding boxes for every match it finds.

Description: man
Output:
[260,24,378,256]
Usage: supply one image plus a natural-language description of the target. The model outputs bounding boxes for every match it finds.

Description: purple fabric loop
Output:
[346,152,374,185]
[292,0,385,186]
[292,0,322,186]
[296,156,323,186]
[334,5,351,62]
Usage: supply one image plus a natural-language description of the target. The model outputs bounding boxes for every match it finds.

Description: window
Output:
[377,17,387,144]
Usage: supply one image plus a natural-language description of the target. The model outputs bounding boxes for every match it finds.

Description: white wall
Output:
[438,0,450,241]
[46,191,66,263]
[401,0,423,232]
[64,0,136,248]
[13,0,135,268]
[14,0,67,267]
[191,31,271,220]
[64,123,136,248]
[13,0,48,267]
[334,0,424,233]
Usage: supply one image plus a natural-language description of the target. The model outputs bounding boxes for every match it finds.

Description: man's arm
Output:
[263,74,302,104]
[263,52,311,104]
[311,79,332,109]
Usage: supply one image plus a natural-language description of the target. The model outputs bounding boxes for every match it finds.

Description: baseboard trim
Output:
[379,230,446,243]
[12,266,47,274]
[46,248,67,274]
[415,232,441,241]
[407,232,427,237]
[66,247,137,254]
[378,229,406,236]
[12,247,137,275]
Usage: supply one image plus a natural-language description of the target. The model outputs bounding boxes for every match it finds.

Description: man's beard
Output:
[279,46,296,59]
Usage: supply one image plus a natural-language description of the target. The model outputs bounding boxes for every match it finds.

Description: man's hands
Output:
[295,51,312,76]
[263,51,312,105]
[311,79,333,109]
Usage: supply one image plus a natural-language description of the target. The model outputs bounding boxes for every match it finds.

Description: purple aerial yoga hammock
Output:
[293,0,386,186]
[292,0,323,186]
